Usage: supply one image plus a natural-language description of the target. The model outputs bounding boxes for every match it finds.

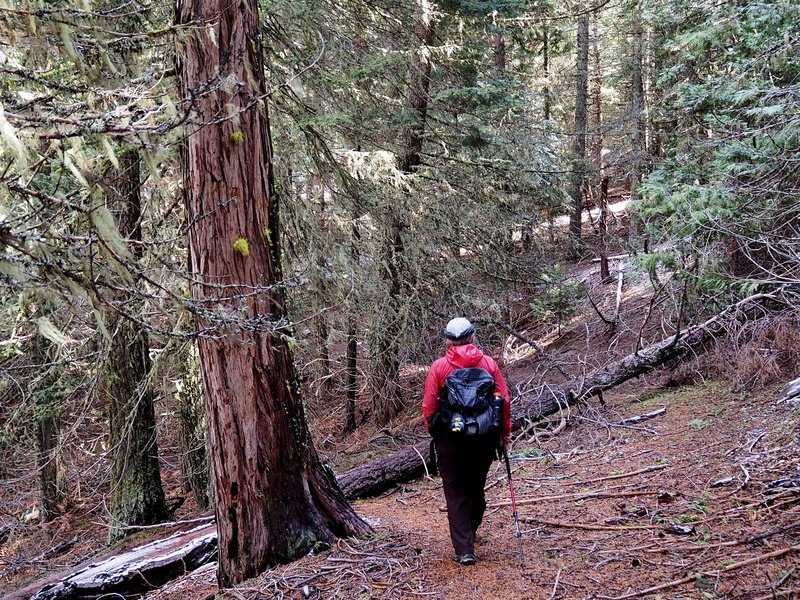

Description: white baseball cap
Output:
[443,317,475,340]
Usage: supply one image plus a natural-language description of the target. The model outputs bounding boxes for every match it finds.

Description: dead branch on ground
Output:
[596,544,800,600]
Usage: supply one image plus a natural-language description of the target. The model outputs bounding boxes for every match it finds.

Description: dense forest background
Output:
[1,0,799,596]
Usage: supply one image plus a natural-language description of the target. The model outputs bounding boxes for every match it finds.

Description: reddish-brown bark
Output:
[174,0,370,585]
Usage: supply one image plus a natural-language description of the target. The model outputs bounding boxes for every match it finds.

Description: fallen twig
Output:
[591,253,631,263]
[412,445,430,480]
[725,489,798,515]
[548,568,562,600]
[117,514,215,532]
[564,463,668,486]
[616,407,666,426]
[518,516,658,531]
[747,432,767,453]
[540,416,567,439]
[488,489,659,508]
[596,544,800,599]
[740,462,751,486]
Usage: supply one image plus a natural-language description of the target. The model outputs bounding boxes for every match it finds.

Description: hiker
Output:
[422,317,511,566]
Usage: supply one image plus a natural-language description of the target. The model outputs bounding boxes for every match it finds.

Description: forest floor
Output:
[142,378,799,600]
[3,223,800,599]
[8,355,799,599]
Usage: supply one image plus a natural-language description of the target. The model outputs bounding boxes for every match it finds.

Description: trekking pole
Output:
[502,444,525,563]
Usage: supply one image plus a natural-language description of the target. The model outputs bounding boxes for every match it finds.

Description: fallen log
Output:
[338,440,433,501]
[510,292,781,428]
[25,523,217,600]
[338,292,783,500]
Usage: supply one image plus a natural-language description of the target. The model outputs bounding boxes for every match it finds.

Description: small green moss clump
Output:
[233,238,250,257]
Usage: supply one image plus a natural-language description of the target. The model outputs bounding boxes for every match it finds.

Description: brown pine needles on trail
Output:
[141,534,431,600]
[595,544,800,600]
[340,381,800,600]
[219,535,430,600]
[5,367,800,599]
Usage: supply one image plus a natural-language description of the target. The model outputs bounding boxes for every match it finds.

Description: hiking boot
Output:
[452,552,476,565]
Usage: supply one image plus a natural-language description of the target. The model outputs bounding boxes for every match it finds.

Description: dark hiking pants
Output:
[435,435,497,555]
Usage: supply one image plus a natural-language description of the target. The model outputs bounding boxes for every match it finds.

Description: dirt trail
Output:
[141,379,800,599]
[348,383,799,599]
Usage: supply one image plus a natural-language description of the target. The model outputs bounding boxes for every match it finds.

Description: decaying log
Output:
[338,292,782,500]
[511,292,779,428]
[338,441,433,500]
[27,523,217,600]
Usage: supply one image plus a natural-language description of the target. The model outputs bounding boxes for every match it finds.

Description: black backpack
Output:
[429,368,503,438]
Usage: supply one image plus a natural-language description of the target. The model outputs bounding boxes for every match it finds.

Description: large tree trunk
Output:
[103,149,167,543]
[568,15,590,258]
[105,314,166,545]
[338,293,781,499]
[174,0,370,585]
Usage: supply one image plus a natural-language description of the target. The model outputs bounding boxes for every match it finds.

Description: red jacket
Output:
[422,344,511,437]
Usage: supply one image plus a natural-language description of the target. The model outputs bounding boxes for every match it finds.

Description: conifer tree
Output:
[569,13,589,258]
[103,149,167,542]
[174,0,371,583]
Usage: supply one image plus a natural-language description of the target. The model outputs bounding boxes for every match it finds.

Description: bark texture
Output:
[175,0,370,585]
[106,318,166,544]
[338,440,433,500]
[104,150,167,543]
[27,523,217,600]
